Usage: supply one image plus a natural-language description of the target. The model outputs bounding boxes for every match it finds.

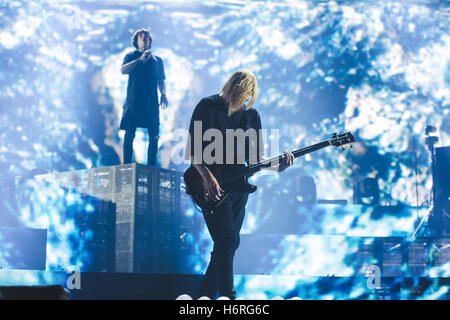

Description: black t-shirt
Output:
[121,50,165,129]
[186,94,264,167]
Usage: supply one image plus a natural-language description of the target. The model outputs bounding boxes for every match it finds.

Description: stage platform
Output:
[2,164,448,299]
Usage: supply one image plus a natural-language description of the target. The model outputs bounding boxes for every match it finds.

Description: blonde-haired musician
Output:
[186,70,294,299]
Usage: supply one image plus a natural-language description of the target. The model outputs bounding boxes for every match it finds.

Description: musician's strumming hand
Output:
[278,150,295,172]
[202,171,224,202]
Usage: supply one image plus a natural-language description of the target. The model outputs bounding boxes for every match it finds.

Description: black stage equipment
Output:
[353,178,380,205]
[411,126,449,237]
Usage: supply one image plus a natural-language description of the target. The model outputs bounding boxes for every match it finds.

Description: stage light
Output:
[353,178,380,205]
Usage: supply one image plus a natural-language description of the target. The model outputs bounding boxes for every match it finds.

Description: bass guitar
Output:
[183,132,355,213]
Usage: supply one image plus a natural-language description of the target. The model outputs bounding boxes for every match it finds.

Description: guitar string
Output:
[196,135,353,204]
[216,140,333,185]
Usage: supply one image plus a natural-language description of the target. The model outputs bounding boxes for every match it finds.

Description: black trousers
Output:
[198,191,249,299]
[123,127,158,166]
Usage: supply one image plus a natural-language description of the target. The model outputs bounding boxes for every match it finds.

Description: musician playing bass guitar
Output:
[185,70,295,299]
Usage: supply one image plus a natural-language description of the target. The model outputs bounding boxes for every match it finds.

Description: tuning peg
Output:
[332,132,337,138]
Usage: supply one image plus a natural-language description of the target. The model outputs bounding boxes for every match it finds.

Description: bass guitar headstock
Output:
[330,132,355,150]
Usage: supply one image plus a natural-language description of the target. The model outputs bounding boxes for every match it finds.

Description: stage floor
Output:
[1,270,449,300]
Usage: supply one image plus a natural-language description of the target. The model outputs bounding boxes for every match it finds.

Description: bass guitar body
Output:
[183,165,257,213]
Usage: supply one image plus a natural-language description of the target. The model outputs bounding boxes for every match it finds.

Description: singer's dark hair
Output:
[131,28,153,49]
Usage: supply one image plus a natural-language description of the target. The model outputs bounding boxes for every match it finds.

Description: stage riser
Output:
[37,164,184,273]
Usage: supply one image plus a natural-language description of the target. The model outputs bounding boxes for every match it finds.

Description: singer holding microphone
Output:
[120,28,168,166]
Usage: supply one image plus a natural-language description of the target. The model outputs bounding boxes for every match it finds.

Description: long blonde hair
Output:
[221,70,258,113]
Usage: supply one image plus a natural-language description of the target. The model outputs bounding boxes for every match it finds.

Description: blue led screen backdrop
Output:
[0,1,449,294]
